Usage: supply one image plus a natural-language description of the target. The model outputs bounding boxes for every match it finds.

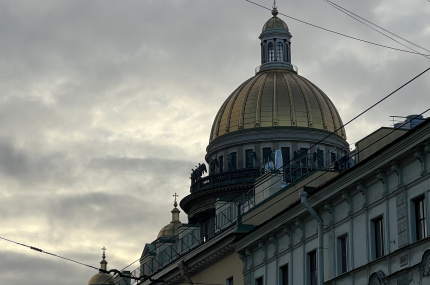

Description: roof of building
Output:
[157,205,181,239]
[209,70,346,142]
[262,8,289,32]
[88,272,116,285]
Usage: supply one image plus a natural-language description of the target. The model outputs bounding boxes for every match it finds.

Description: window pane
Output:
[219,155,224,172]
[277,42,283,61]
[374,218,384,258]
[281,265,288,285]
[268,43,274,61]
[415,198,427,240]
[309,252,317,285]
[340,236,348,273]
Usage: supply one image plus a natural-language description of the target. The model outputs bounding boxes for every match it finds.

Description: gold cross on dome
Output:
[101,246,106,259]
[173,193,179,207]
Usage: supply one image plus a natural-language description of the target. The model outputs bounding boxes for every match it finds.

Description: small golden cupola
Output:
[157,193,182,239]
[87,247,115,285]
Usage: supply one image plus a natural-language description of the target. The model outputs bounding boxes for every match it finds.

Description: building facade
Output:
[91,5,430,285]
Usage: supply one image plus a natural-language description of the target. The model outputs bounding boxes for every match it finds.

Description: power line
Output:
[321,0,430,60]
[324,0,430,54]
[244,0,430,57]
[0,236,99,271]
[119,66,430,285]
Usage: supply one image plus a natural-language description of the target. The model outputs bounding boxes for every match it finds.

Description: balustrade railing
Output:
[190,168,260,193]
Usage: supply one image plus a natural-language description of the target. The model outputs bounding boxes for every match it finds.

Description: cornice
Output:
[206,126,348,156]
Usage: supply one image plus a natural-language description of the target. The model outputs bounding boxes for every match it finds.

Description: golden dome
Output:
[88,272,115,285]
[262,15,289,32]
[157,207,181,238]
[209,70,346,141]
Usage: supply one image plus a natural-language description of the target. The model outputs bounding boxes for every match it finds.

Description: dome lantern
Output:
[87,247,115,285]
[157,193,182,239]
[259,2,293,73]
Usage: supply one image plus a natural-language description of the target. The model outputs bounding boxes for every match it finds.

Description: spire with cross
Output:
[173,193,178,208]
[101,246,106,260]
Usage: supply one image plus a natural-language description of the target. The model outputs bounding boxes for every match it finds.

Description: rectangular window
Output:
[226,277,233,285]
[219,155,224,172]
[281,147,290,166]
[339,236,348,274]
[263,148,272,164]
[309,251,317,285]
[280,264,288,285]
[230,152,237,170]
[316,149,324,168]
[330,152,336,163]
[373,217,384,259]
[414,197,427,241]
[255,277,263,285]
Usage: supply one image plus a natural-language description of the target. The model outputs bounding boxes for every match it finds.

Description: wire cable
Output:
[0,236,99,270]
[245,0,430,57]
[321,0,430,60]
[323,0,430,54]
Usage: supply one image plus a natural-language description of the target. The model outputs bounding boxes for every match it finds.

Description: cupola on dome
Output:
[157,195,181,239]
[262,8,288,32]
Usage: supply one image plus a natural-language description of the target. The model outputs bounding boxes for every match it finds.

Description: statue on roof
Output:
[246,151,259,168]
[208,157,220,173]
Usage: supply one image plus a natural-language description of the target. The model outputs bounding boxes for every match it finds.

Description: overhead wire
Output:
[0,236,99,271]
[323,0,430,54]
[244,0,430,57]
[321,0,430,60]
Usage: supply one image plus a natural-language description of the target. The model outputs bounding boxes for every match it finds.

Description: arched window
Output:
[268,43,274,62]
[277,42,283,61]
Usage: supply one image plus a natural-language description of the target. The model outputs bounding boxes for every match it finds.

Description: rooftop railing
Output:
[190,168,261,193]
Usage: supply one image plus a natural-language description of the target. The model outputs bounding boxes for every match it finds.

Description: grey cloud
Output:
[0,0,429,283]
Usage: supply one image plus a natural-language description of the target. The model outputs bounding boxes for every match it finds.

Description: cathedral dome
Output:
[88,273,115,285]
[87,248,115,285]
[157,200,181,239]
[209,70,346,142]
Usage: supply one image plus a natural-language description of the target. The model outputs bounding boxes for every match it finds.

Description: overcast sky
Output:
[0,0,429,284]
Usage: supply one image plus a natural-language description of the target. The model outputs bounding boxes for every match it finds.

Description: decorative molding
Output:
[324,202,334,225]
[295,219,304,241]
[398,231,408,248]
[391,161,403,188]
[396,274,408,285]
[396,192,406,206]
[342,191,352,216]
[414,148,426,176]
[423,250,430,277]
[368,270,385,285]
[376,170,388,196]
[269,235,277,256]
[283,226,293,248]
[397,205,407,220]
[400,255,408,267]
[357,182,367,208]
